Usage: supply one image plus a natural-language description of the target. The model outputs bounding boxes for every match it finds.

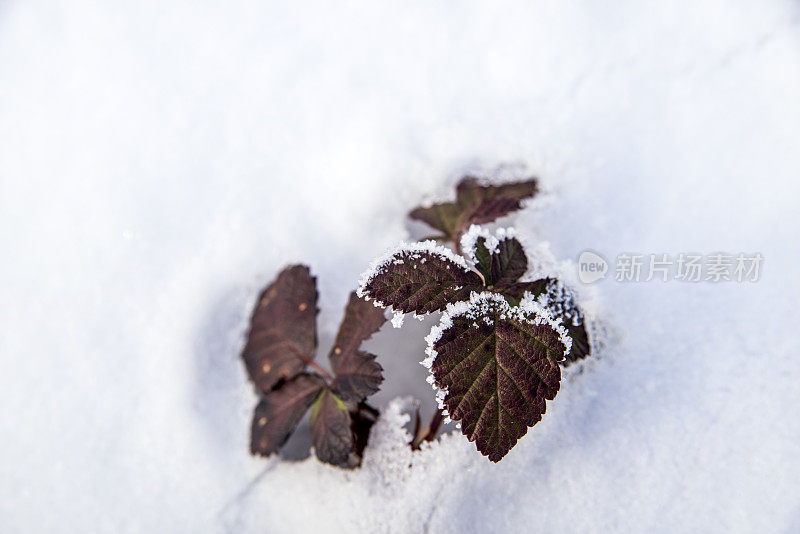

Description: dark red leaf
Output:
[242,265,318,393]
[358,244,484,314]
[562,320,590,365]
[330,353,383,402]
[427,293,567,462]
[409,203,462,239]
[495,278,551,304]
[473,235,528,287]
[329,292,387,401]
[456,177,539,226]
[250,373,325,456]
[310,388,354,466]
[470,236,591,365]
[408,177,538,241]
[499,278,591,364]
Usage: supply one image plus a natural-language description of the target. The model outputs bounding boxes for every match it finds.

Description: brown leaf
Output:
[499,278,591,364]
[242,265,319,393]
[562,319,590,365]
[358,245,484,314]
[310,388,354,466]
[329,292,387,401]
[408,203,462,239]
[473,235,528,287]
[408,177,538,241]
[495,278,551,304]
[456,177,539,226]
[250,373,325,456]
[428,293,566,462]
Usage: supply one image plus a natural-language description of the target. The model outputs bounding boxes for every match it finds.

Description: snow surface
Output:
[2,1,800,533]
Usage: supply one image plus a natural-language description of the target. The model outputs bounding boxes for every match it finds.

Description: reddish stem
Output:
[307,358,334,381]
[289,344,334,381]
[452,233,463,256]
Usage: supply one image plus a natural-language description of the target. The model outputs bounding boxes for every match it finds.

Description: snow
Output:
[390,311,405,329]
[2,1,800,533]
[459,224,518,265]
[460,225,486,264]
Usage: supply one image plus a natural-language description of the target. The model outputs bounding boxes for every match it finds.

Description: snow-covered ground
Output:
[2,1,800,532]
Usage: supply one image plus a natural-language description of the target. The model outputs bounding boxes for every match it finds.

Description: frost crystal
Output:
[357,239,482,315]
[527,278,583,326]
[460,225,517,264]
[421,291,572,412]
[391,311,405,328]
[357,240,471,308]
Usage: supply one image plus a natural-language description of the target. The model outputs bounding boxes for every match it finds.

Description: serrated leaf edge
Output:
[356,240,473,316]
[525,279,585,328]
[421,291,573,425]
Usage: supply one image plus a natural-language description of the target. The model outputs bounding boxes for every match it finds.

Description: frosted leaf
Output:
[520,279,591,364]
[459,225,517,265]
[423,292,570,462]
[357,241,483,314]
[470,230,527,288]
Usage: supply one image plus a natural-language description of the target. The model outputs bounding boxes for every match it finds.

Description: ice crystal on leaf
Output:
[425,292,570,461]
[358,221,593,461]
[357,241,483,314]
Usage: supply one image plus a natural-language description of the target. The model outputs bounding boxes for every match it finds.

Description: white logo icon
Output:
[578,250,608,284]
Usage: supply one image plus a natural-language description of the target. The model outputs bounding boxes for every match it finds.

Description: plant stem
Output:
[289,344,334,381]
[307,359,334,381]
[452,232,462,256]
[358,402,380,419]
